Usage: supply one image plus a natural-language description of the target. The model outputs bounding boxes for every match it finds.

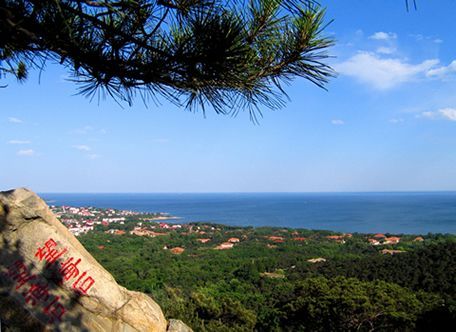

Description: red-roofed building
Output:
[326,235,346,243]
[228,237,240,243]
[268,236,285,243]
[326,235,344,240]
[374,233,386,239]
[170,247,185,254]
[197,238,211,243]
[293,237,307,242]
[384,236,401,245]
[368,238,381,246]
[215,242,234,250]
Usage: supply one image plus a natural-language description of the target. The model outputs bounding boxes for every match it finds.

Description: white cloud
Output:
[389,118,404,124]
[17,149,35,156]
[410,34,443,44]
[426,60,456,78]
[331,120,345,125]
[73,144,91,151]
[369,32,397,41]
[439,108,456,121]
[376,46,396,55]
[421,108,456,121]
[8,117,23,123]
[8,140,31,144]
[336,52,439,90]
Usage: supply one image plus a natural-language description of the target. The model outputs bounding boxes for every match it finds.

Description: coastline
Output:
[41,192,456,235]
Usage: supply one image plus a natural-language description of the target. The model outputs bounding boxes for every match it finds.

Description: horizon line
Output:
[36,190,456,194]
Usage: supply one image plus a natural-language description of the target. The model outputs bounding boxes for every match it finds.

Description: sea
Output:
[39,192,456,235]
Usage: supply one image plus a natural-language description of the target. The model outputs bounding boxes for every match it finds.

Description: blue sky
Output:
[2,0,456,193]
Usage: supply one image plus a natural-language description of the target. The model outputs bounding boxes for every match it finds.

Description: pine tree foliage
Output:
[0,0,334,116]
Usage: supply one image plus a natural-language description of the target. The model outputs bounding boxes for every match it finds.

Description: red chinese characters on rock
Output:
[43,295,66,323]
[23,281,50,305]
[34,238,96,295]
[3,239,96,324]
[35,238,67,266]
[7,259,36,290]
[6,260,66,323]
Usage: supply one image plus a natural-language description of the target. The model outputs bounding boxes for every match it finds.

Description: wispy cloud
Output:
[336,52,439,90]
[410,34,443,44]
[421,108,456,121]
[369,32,397,41]
[17,149,35,156]
[376,46,396,55]
[331,119,345,126]
[8,117,23,123]
[389,118,405,124]
[426,60,456,79]
[72,144,100,159]
[73,144,91,151]
[8,140,31,145]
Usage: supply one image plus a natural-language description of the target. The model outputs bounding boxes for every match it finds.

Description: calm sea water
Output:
[39,193,456,235]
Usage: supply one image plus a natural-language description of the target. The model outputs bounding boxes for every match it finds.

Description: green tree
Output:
[282,277,439,331]
[0,0,334,116]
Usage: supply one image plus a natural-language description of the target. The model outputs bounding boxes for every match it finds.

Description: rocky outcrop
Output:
[167,319,193,332]
[0,188,192,332]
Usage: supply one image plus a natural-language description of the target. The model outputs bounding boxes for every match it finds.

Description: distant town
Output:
[50,205,179,236]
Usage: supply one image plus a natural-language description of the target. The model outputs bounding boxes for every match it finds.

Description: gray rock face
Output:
[0,188,192,332]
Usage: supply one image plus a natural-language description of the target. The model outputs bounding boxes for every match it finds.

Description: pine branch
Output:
[0,0,334,117]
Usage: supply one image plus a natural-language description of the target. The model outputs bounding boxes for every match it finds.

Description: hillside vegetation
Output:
[78,221,456,331]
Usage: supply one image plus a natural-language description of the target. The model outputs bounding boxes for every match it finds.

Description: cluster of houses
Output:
[161,237,241,255]
[366,233,424,246]
[214,237,240,250]
[325,233,353,243]
[127,223,182,237]
[52,205,178,237]
[52,205,142,236]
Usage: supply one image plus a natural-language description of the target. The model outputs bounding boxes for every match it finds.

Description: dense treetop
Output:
[78,218,456,331]
[0,0,334,117]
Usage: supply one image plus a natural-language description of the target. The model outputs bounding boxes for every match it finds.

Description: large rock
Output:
[0,188,191,332]
[167,319,194,332]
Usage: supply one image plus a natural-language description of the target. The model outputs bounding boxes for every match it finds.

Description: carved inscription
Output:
[4,238,96,324]
[7,259,65,323]
[34,238,95,294]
